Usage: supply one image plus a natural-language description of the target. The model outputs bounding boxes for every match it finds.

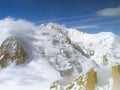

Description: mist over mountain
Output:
[0,18,120,90]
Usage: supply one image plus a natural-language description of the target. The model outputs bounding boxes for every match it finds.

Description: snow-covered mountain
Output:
[0,18,120,90]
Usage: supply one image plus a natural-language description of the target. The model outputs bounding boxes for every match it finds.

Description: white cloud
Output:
[97,7,120,16]
[0,17,36,45]
[37,14,93,23]
[73,25,99,29]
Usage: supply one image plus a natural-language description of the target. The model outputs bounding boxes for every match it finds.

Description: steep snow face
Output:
[34,23,96,86]
[68,29,120,68]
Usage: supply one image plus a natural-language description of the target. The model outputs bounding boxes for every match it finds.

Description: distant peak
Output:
[39,23,66,29]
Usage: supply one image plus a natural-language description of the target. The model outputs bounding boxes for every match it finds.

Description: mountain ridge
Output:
[0,18,120,90]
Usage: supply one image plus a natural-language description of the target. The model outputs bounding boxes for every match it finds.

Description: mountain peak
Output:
[0,18,120,90]
[0,36,28,67]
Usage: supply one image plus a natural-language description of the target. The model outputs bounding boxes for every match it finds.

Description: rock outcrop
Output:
[50,68,97,90]
[0,36,28,67]
[112,65,120,90]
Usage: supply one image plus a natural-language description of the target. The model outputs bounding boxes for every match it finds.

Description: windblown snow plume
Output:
[0,17,120,90]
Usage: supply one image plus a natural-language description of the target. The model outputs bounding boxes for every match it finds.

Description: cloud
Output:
[96,7,120,16]
[0,17,36,42]
[73,25,99,29]
[36,14,94,23]
[0,17,40,57]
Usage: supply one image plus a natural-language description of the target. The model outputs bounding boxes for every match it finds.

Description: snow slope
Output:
[68,29,120,68]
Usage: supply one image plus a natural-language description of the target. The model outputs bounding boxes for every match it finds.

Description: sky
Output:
[0,0,120,34]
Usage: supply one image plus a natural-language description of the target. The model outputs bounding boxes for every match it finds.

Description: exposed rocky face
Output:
[112,65,120,90]
[0,36,28,67]
[50,65,120,90]
[50,68,97,90]
[35,24,95,79]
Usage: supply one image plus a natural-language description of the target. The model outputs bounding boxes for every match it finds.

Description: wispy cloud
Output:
[96,19,120,25]
[35,14,93,23]
[73,25,99,29]
[64,16,103,25]
[96,7,120,16]
[71,19,120,29]
[64,14,120,27]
